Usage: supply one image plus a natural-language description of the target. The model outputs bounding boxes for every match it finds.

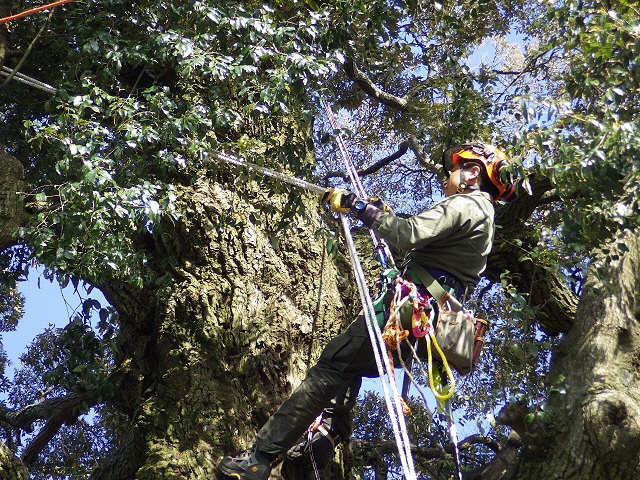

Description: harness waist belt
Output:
[425,268,464,297]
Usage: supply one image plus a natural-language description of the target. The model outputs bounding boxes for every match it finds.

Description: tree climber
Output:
[218,142,515,480]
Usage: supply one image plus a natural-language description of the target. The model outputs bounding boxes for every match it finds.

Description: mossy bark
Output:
[481,229,640,479]
[0,147,24,252]
[91,171,356,479]
[0,442,27,480]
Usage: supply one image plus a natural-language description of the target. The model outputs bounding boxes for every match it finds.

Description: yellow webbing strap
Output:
[426,330,456,402]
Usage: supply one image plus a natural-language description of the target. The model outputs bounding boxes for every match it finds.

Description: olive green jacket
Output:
[372,191,495,287]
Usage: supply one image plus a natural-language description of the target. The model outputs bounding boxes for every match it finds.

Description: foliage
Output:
[4,302,118,479]
[524,0,640,252]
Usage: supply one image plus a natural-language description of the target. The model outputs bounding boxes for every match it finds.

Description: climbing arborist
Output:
[217,142,515,480]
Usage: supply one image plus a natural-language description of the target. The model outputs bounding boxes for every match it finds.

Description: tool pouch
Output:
[432,310,488,376]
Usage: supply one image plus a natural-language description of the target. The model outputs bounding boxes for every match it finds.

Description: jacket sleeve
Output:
[371,197,463,251]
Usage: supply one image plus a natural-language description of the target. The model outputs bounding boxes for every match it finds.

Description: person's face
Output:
[442,167,462,197]
[442,163,481,197]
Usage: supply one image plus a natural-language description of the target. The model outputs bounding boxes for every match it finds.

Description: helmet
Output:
[442,142,516,202]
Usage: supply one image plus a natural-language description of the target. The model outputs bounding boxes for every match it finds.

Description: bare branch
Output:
[465,431,522,480]
[458,434,502,453]
[353,432,500,463]
[344,60,413,112]
[4,389,100,467]
[324,136,440,182]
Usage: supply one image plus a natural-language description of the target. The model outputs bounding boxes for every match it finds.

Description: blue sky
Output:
[3,270,104,379]
[5,274,67,367]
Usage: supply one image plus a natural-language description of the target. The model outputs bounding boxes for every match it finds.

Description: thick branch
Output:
[4,389,100,467]
[466,431,522,480]
[324,136,440,181]
[458,434,502,454]
[354,433,500,462]
[486,174,578,335]
[344,60,413,111]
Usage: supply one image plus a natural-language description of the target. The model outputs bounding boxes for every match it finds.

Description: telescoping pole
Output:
[214,151,327,195]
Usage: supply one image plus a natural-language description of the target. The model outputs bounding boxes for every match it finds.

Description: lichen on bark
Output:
[100,170,353,478]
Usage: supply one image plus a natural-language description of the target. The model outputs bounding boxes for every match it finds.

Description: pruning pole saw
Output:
[214,151,328,196]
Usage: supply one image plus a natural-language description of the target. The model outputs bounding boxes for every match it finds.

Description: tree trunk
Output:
[91,173,354,479]
[0,147,25,252]
[0,442,27,480]
[485,229,640,479]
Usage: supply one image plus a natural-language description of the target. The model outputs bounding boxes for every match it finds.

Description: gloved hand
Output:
[368,196,392,213]
[322,188,357,213]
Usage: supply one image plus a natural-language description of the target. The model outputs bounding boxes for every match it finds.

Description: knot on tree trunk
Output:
[584,391,640,463]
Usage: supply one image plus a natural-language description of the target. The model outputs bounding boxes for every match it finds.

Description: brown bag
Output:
[432,310,488,376]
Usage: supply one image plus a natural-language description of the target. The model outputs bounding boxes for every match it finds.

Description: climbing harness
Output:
[303,414,340,479]
[382,274,456,402]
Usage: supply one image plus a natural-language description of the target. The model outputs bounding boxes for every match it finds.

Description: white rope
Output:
[339,213,417,480]
[322,100,393,264]
[322,101,367,199]
[445,399,463,480]
[322,99,416,476]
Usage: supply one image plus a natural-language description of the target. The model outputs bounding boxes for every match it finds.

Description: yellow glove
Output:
[368,196,392,212]
[321,188,357,213]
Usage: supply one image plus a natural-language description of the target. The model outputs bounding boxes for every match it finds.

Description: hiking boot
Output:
[218,448,275,480]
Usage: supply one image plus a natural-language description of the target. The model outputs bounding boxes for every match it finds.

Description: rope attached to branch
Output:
[0,0,76,24]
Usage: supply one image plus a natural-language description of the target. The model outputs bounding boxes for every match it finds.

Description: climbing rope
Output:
[322,100,395,269]
[0,0,76,24]
[321,99,423,478]
[339,213,417,480]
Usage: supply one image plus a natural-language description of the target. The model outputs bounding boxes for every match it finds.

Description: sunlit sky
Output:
[3,270,102,381]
